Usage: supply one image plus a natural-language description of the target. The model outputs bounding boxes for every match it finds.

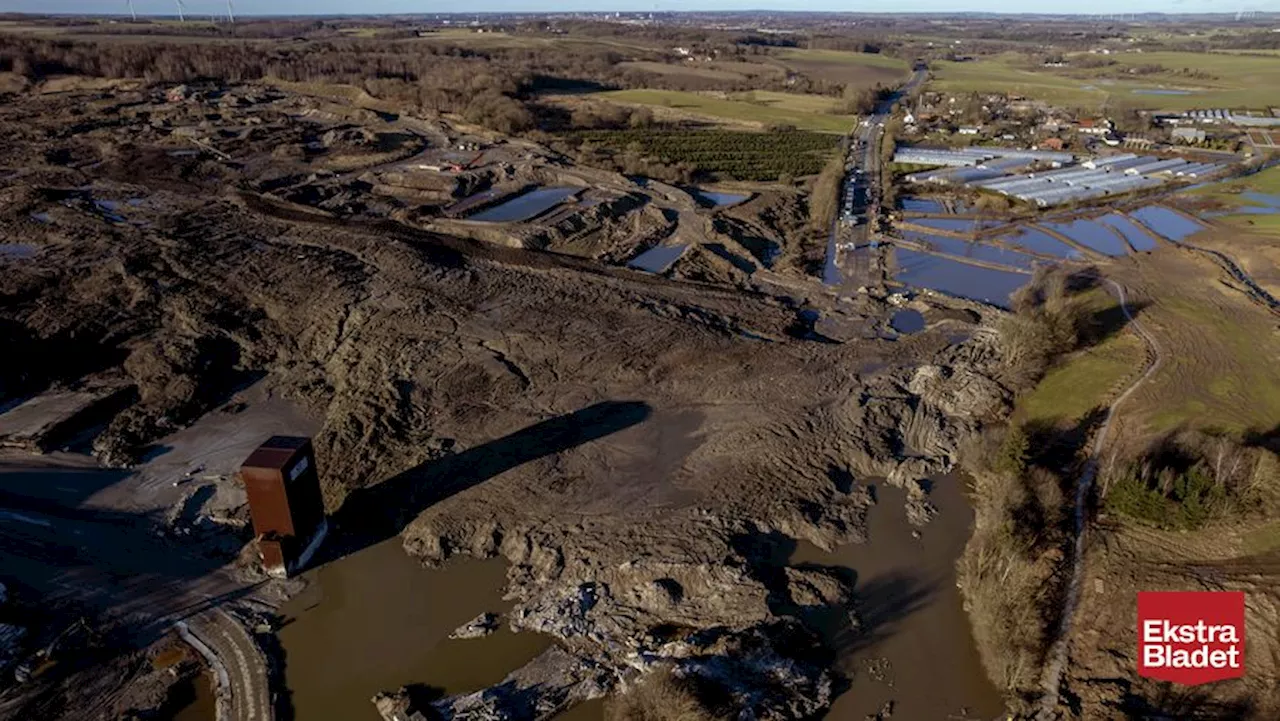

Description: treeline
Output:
[0,34,848,133]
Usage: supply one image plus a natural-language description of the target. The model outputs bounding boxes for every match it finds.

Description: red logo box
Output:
[1138,591,1246,686]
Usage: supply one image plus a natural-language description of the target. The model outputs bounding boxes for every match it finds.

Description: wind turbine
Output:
[227,0,235,23]
[175,0,185,23]
[127,0,136,21]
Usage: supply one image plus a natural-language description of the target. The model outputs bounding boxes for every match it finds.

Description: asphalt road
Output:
[825,67,927,290]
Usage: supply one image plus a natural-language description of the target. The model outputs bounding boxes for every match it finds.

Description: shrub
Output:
[605,666,719,721]
[1106,463,1225,530]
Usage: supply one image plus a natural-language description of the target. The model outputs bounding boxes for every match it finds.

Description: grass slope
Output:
[596,88,858,133]
[931,51,1280,111]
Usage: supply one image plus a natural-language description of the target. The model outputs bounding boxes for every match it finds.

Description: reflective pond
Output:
[1098,214,1159,252]
[627,244,689,273]
[471,187,580,223]
[1043,219,1130,257]
[692,189,750,208]
[903,231,1038,270]
[999,227,1082,259]
[890,309,926,334]
[892,248,1030,309]
[1128,206,1206,242]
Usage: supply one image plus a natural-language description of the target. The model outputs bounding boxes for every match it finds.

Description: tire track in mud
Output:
[1035,280,1164,720]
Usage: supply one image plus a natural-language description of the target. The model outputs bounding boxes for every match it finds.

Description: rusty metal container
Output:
[239,436,326,569]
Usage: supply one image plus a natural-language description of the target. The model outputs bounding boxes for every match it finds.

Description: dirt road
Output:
[1035,280,1164,719]
[186,610,273,721]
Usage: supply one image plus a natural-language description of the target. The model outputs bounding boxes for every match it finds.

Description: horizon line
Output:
[5,10,1279,18]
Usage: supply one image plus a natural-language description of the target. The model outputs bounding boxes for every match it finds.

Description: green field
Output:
[1144,293,1280,434]
[930,51,1280,111]
[1191,164,1280,200]
[595,88,858,133]
[776,48,910,71]
[1017,325,1145,427]
[775,48,909,89]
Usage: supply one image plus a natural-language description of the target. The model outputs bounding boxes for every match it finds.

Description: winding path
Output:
[182,610,274,721]
[1035,280,1164,720]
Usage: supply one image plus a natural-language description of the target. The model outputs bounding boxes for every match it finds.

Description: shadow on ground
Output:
[318,400,653,564]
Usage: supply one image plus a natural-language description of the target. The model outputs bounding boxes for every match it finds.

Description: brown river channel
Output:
[267,475,1001,721]
[791,477,1004,720]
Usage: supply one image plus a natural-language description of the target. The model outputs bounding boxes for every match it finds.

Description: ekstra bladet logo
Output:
[1138,591,1246,686]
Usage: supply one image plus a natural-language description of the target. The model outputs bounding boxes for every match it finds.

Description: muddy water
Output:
[166,671,216,721]
[790,478,1004,720]
[279,539,552,721]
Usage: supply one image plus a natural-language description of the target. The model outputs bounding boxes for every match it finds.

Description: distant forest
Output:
[0,29,884,135]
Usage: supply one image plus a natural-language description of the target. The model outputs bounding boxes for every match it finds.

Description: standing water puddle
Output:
[892,247,1029,309]
[692,188,749,208]
[165,671,217,721]
[1098,214,1159,252]
[1128,206,1206,242]
[903,231,1037,270]
[889,309,926,334]
[471,187,580,223]
[789,478,1004,720]
[1000,227,1082,259]
[1043,219,1130,256]
[0,243,38,260]
[628,244,688,274]
[279,539,552,721]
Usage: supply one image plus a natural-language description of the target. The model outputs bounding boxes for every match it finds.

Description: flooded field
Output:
[1098,214,1159,252]
[892,247,1029,309]
[789,478,1004,720]
[901,197,946,214]
[1043,219,1130,257]
[903,231,1038,270]
[1128,206,1206,242]
[1000,227,1082,259]
[471,186,580,223]
[1241,191,1280,212]
[627,243,688,273]
[912,217,985,233]
[278,540,553,721]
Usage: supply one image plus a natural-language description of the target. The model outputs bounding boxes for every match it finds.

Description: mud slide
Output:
[1035,281,1163,719]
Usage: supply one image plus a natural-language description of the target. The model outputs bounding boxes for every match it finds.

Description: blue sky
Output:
[2,0,1266,15]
